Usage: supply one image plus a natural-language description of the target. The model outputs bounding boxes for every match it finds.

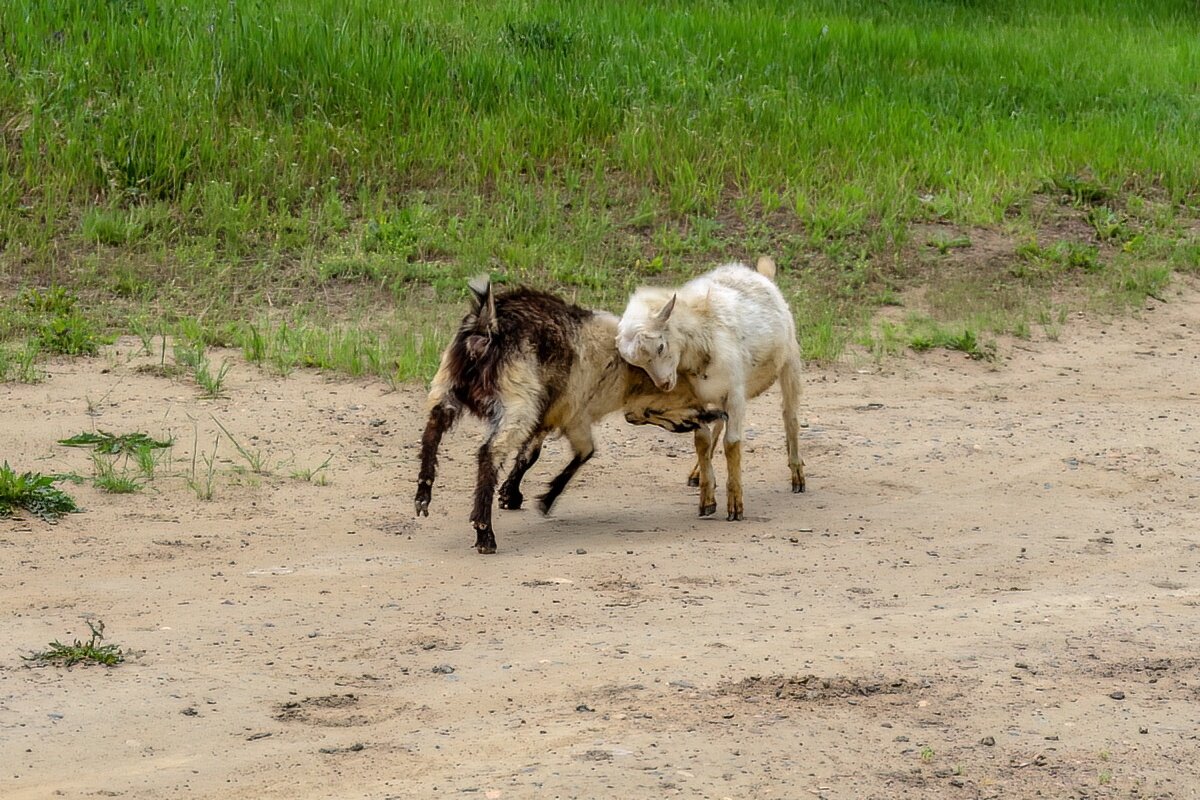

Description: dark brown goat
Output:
[415,276,722,554]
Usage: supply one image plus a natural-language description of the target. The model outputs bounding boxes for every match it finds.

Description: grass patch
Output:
[60,430,173,488]
[0,462,81,522]
[0,340,42,383]
[24,620,125,668]
[0,2,1196,373]
[90,453,142,494]
[291,454,333,485]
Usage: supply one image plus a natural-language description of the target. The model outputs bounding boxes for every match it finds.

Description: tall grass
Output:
[1,1,1197,371]
[3,1,1196,239]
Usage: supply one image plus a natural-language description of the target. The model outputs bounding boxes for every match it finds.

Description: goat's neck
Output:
[669,310,713,375]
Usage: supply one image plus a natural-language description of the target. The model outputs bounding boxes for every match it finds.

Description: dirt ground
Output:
[2,285,1199,800]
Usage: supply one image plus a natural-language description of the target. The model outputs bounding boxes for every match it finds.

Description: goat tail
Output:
[755,256,777,281]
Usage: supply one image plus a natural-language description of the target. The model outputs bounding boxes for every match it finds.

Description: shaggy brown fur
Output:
[415,277,722,554]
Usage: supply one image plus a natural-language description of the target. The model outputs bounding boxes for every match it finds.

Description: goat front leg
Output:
[415,402,458,516]
[694,423,716,517]
[723,389,747,521]
[693,417,724,517]
[498,428,548,510]
[537,424,595,516]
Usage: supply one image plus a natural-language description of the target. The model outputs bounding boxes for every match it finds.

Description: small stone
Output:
[1109,690,1125,700]
[1139,727,1149,734]
[432,664,455,674]
[181,707,199,717]
[575,704,594,713]
[668,680,696,689]
[422,643,437,650]
[949,778,965,788]
[980,736,995,746]
[575,548,587,555]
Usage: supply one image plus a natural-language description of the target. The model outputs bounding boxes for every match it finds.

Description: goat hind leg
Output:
[472,400,543,554]
[498,429,547,510]
[780,353,806,493]
[415,402,458,516]
[537,424,595,516]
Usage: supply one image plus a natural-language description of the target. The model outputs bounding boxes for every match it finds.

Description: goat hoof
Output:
[499,492,523,510]
[414,499,430,517]
[687,476,700,488]
[792,480,806,494]
[699,503,716,517]
[726,506,743,521]
[536,497,553,516]
[476,544,497,554]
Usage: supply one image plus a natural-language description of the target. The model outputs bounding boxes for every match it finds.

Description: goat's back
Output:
[441,287,590,419]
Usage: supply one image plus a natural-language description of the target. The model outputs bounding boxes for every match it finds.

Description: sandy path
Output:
[2,288,1198,799]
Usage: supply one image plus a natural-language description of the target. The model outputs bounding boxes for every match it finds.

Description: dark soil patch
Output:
[721,674,930,703]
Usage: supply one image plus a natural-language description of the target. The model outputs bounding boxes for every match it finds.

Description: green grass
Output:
[0,462,81,522]
[1,1,1198,372]
[90,453,142,494]
[24,620,125,668]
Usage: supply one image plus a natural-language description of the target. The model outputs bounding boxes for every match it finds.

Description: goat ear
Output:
[654,294,677,325]
[467,274,498,333]
[467,274,490,308]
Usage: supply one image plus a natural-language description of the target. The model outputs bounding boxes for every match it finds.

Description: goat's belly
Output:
[746,365,781,400]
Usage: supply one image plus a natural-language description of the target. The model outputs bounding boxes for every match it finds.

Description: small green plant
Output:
[133,443,169,480]
[928,234,972,254]
[59,431,174,455]
[38,313,105,356]
[187,431,220,501]
[194,359,231,398]
[1099,770,1112,785]
[1087,206,1130,243]
[90,453,141,494]
[24,620,124,667]
[291,454,333,484]
[0,462,81,522]
[211,416,268,474]
[20,286,77,315]
[1053,174,1110,205]
[920,746,935,763]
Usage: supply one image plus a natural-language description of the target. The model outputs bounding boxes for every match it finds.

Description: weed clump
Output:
[0,462,81,522]
[59,431,174,455]
[24,620,125,667]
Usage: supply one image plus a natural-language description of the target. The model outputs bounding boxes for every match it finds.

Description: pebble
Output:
[575,548,587,555]
[980,736,995,746]
[1109,690,1125,700]
[575,704,594,713]
[432,664,455,674]
[668,680,696,689]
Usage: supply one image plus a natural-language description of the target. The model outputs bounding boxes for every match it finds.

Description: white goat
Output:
[615,257,805,520]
